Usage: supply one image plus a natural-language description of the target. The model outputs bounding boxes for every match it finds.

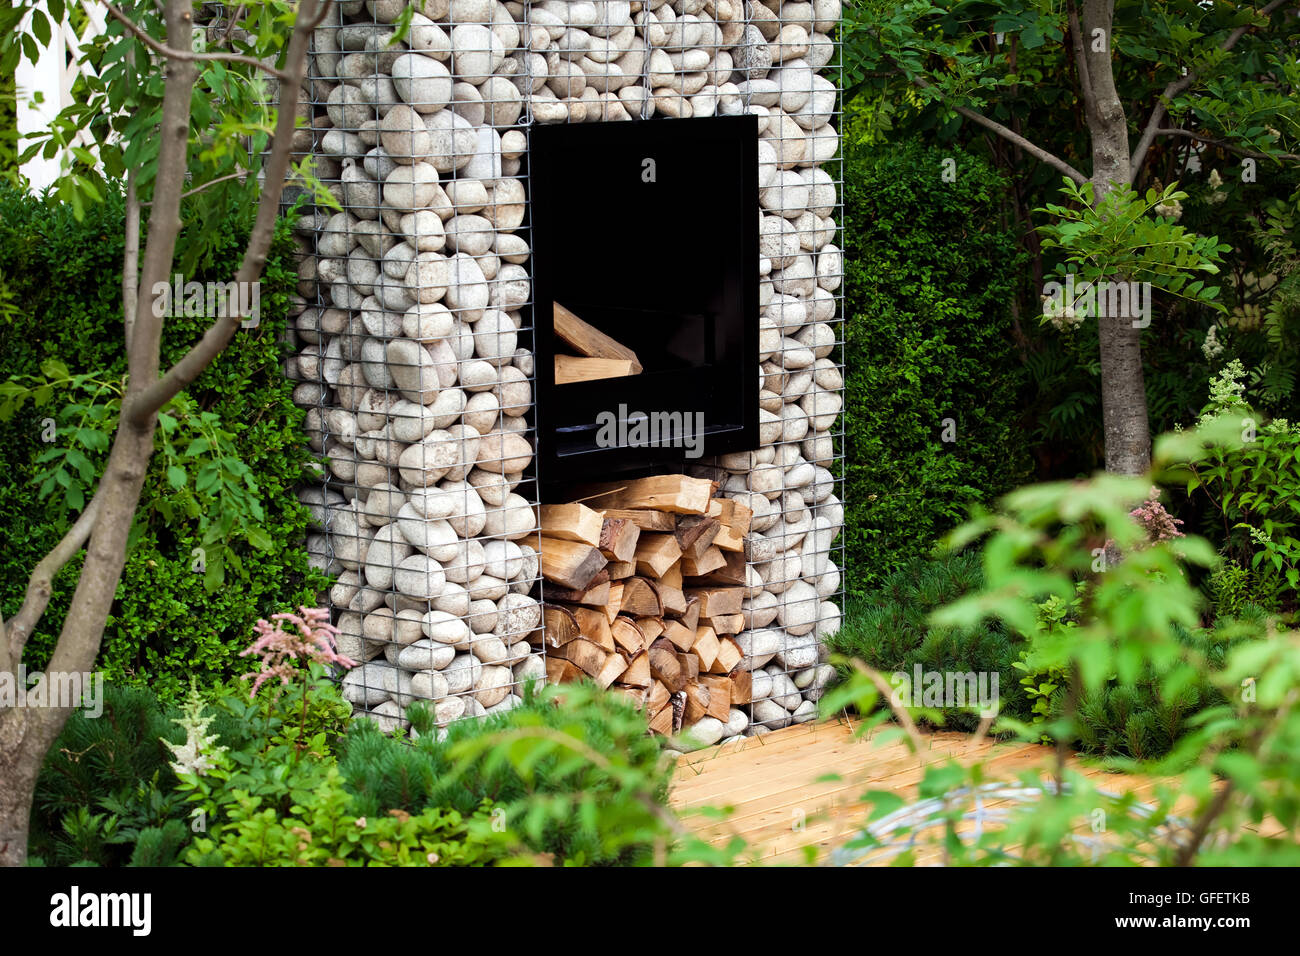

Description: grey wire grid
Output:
[283,0,845,739]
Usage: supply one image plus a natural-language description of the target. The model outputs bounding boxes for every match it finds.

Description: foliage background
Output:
[0,184,325,699]
[842,135,1035,594]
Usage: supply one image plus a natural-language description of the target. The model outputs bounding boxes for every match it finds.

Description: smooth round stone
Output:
[442,653,483,694]
[467,598,499,634]
[408,13,451,58]
[481,76,523,127]
[473,665,512,707]
[481,539,523,580]
[776,634,819,670]
[482,493,535,540]
[342,662,396,705]
[422,609,472,646]
[451,23,505,85]
[398,429,458,485]
[399,301,453,343]
[357,522,405,588]
[776,579,820,636]
[462,390,501,434]
[444,178,489,213]
[392,53,454,113]
[405,251,455,304]
[383,162,441,212]
[445,214,494,256]
[675,717,724,751]
[450,80,486,126]
[441,537,486,583]
[743,591,780,629]
[735,627,782,670]
[424,110,477,174]
[396,210,445,252]
[467,468,510,506]
[386,338,441,405]
[444,253,490,322]
[495,592,541,639]
[816,243,843,291]
[361,483,407,527]
[396,505,460,562]
[380,104,432,164]
[439,479,487,537]
[393,553,447,600]
[405,669,450,707]
[476,430,532,472]
[398,639,457,671]
[469,634,510,664]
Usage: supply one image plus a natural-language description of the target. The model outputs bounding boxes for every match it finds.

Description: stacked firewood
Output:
[533,475,753,739]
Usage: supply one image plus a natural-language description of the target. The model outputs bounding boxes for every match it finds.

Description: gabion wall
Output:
[284,0,844,745]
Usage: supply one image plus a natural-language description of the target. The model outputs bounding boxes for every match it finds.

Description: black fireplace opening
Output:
[529,114,760,494]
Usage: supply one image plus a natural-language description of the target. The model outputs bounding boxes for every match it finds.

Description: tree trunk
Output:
[1098,312,1151,473]
[1081,0,1149,475]
[0,713,39,867]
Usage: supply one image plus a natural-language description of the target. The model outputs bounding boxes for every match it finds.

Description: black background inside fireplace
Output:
[529,115,759,494]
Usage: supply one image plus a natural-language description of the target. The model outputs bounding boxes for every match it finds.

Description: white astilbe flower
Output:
[163,685,227,777]
[1202,324,1225,360]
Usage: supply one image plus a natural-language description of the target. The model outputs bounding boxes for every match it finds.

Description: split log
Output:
[711,636,743,675]
[686,587,744,618]
[704,612,744,637]
[553,301,644,373]
[540,502,604,547]
[648,640,685,693]
[661,619,697,652]
[610,616,646,655]
[598,517,641,562]
[620,652,651,688]
[598,508,677,532]
[538,605,580,648]
[681,546,726,577]
[575,475,715,514]
[539,537,608,590]
[555,638,610,678]
[545,570,611,606]
[573,606,614,652]
[618,577,661,616]
[554,355,638,384]
[633,533,682,578]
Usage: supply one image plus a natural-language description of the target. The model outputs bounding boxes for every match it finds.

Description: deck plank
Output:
[667,721,1273,865]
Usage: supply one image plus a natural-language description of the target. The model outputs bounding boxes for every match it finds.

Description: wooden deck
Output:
[668,718,1175,865]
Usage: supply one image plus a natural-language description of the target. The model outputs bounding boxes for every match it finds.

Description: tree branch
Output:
[1129,0,1293,181]
[102,1,292,81]
[1067,0,1098,123]
[1,494,104,669]
[123,168,140,352]
[909,73,1088,185]
[1154,127,1300,163]
[125,0,320,426]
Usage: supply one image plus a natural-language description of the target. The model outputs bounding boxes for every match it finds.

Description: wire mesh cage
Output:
[282,0,845,741]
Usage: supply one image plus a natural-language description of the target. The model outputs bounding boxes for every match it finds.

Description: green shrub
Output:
[340,682,674,866]
[0,184,327,698]
[28,683,191,866]
[842,138,1034,594]
[828,552,1030,730]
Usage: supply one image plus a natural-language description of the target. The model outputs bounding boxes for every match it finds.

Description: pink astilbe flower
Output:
[1130,487,1185,543]
[239,606,356,697]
